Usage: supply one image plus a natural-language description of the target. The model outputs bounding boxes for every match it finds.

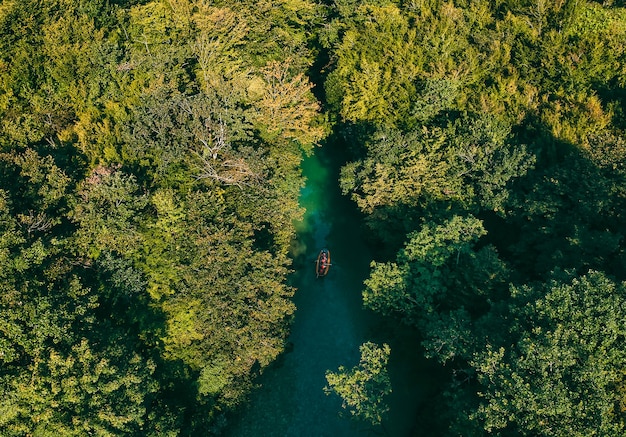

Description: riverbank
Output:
[225,143,443,436]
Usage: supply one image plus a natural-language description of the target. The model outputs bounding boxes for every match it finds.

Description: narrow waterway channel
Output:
[226,143,444,436]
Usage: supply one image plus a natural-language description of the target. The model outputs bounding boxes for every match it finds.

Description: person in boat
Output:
[316,250,330,277]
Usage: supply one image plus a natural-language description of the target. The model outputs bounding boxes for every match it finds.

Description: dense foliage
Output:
[3,0,626,435]
[325,0,626,435]
[324,342,392,426]
[0,0,324,434]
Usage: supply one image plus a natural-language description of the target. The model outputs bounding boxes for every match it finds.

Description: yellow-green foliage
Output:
[328,0,626,147]
[0,0,323,434]
[325,342,392,425]
[327,4,422,125]
[327,1,626,435]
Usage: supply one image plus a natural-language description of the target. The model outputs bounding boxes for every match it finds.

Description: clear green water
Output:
[226,144,443,436]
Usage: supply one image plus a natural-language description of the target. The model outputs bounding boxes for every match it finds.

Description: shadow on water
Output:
[225,143,445,436]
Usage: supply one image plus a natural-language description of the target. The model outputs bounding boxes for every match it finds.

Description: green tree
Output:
[323,1,482,127]
[0,148,72,220]
[339,113,534,232]
[71,166,147,259]
[0,186,160,435]
[506,144,623,279]
[473,271,626,436]
[325,342,392,426]
[363,215,508,327]
[151,189,296,408]
[0,338,157,437]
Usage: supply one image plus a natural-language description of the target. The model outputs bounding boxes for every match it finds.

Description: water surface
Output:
[226,143,442,436]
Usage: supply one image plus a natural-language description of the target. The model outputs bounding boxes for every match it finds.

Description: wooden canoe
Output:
[316,248,331,278]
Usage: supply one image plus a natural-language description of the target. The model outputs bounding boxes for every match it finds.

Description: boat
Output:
[316,248,331,278]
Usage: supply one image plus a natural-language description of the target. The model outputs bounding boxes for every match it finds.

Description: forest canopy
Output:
[325,0,626,435]
[2,0,626,435]
[0,0,324,434]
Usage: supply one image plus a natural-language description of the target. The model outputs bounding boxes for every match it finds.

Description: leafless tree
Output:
[193,118,263,188]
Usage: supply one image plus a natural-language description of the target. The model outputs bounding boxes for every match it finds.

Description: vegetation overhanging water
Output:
[226,143,444,436]
[2,1,626,436]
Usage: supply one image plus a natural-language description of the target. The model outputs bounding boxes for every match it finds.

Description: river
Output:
[225,142,444,436]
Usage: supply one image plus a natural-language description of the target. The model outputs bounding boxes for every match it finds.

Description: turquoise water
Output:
[226,143,443,436]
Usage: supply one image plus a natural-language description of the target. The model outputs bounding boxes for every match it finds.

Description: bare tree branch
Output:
[192,118,263,188]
